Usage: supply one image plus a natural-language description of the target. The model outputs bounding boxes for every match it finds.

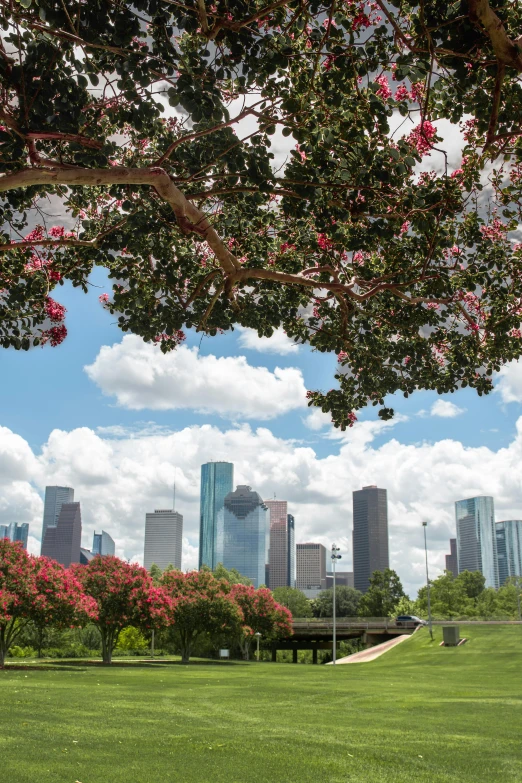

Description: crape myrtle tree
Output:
[30,556,98,657]
[0,540,97,667]
[160,569,243,663]
[229,583,292,659]
[72,555,172,664]
[2,2,522,426]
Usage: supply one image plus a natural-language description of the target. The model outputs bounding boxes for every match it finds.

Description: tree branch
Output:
[0,166,239,275]
[468,0,522,71]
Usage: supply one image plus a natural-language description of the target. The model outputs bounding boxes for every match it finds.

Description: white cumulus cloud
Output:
[236,326,300,355]
[4,415,522,596]
[84,335,307,419]
[495,360,522,404]
[430,399,466,418]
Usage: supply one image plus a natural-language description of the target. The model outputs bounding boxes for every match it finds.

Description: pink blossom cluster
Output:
[509,328,522,339]
[41,324,67,347]
[410,82,425,102]
[443,245,462,259]
[375,74,392,100]
[432,343,448,366]
[346,411,357,427]
[153,330,186,345]
[407,121,436,156]
[337,350,348,362]
[45,297,66,322]
[461,119,478,142]
[99,293,110,304]
[317,233,333,251]
[280,242,296,253]
[394,84,410,101]
[295,144,307,163]
[352,250,367,266]
[480,217,507,242]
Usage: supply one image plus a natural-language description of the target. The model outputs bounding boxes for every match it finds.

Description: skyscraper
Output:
[7,522,29,550]
[0,525,8,539]
[41,502,82,567]
[445,538,458,577]
[92,530,116,557]
[216,485,268,587]
[199,461,233,569]
[352,485,389,593]
[41,486,74,552]
[455,496,499,588]
[265,500,295,589]
[495,520,522,585]
[144,510,183,571]
[296,543,327,597]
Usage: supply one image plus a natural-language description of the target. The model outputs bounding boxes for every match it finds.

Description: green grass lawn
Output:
[0,624,521,783]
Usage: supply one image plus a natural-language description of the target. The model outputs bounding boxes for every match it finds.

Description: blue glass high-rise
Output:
[496,520,522,585]
[216,485,268,587]
[455,496,499,588]
[199,462,233,569]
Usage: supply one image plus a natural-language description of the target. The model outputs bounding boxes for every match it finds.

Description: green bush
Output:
[8,645,36,658]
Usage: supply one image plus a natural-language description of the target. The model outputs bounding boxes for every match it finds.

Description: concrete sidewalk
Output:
[326,633,411,664]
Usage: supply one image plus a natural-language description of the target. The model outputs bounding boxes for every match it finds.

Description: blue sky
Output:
[2,272,522,597]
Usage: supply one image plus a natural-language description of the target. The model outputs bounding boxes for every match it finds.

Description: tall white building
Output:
[296,543,327,598]
[144,510,183,571]
[41,486,74,553]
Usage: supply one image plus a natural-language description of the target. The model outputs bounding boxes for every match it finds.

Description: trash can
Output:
[442,626,460,646]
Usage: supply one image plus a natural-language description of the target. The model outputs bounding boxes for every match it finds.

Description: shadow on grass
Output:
[7,658,247,669]
[2,664,88,672]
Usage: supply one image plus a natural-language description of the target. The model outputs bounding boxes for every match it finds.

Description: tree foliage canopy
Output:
[359,568,406,617]
[2,0,522,424]
[312,585,362,617]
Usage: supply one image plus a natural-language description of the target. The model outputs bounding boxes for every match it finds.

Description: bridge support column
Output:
[293,649,298,664]
[312,648,318,665]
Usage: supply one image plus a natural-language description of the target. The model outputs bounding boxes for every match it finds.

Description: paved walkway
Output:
[326,633,411,664]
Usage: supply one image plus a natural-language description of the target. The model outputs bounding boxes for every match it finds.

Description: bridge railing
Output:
[291,618,417,631]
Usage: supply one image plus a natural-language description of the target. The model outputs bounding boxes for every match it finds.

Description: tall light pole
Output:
[255,632,262,661]
[422,521,433,640]
[331,543,341,664]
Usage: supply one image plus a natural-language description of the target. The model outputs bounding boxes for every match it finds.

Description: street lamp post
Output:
[331,544,342,664]
[422,521,433,640]
[255,632,262,662]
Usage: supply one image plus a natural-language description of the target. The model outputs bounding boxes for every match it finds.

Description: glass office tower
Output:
[216,485,268,587]
[455,496,499,588]
[496,520,522,585]
[92,530,116,557]
[199,462,233,569]
[41,486,74,553]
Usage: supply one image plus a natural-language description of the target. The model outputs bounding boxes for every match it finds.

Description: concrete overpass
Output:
[271,618,418,663]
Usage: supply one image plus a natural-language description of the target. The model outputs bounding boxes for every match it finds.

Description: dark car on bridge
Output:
[395,615,427,627]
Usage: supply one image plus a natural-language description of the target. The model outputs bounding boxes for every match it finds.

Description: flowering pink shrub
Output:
[160,569,242,663]
[229,583,292,659]
[72,556,172,664]
[0,540,96,667]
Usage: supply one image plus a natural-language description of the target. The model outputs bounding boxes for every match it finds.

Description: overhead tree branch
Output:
[469,0,522,71]
[0,166,239,275]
